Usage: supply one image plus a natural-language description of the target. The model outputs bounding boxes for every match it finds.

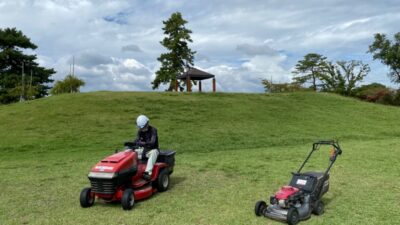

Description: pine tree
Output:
[0,28,55,104]
[292,53,327,91]
[152,12,196,91]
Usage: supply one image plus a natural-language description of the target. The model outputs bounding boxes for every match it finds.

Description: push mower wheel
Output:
[312,200,325,215]
[287,207,299,225]
[254,201,267,216]
[121,188,135,210]
[80,187,95,208]
[156,169,170,192]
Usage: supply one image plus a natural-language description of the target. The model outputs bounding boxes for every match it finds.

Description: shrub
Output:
[353,83,387,99]
[262,80,306,93]
[375,89,394,105]
[51,75,85,95]
[392,90,400,106]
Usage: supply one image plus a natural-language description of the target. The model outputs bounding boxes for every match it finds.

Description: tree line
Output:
[263,32,400,106]
[2,13,400,105]
[0,28,85,104]
[0,12,192,104]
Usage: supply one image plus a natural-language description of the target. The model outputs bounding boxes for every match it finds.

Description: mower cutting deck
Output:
[80,145,175,210]
[255,140,342,225]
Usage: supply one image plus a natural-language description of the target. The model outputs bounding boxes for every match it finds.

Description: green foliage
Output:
[376,90,394,105]
[368,32,400,83]
[353,83,400,105]
[292,53,327,91]
[292,53,369,96]
[6,84,39,100]
[353,83,387,99]
[353,82,386,93]
[261,79,305,93]
[152,12,196,91]
[1,92,400,224]
[50,74,85,95]
[320,60,370,96]
[0,27,55,104]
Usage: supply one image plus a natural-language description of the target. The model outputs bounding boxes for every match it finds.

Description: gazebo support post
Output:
[199,81,202,92]
[212,78,216,92]
[186,76,191,92]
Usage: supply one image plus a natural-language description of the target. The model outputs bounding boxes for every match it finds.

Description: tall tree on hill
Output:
[368,32,400,84]
[320,60,370,96]
[0,28,55,104]
[292,53,327,91]
[152,12,196,91]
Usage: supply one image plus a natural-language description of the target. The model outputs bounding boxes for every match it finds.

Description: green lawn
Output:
[0,92,399,225]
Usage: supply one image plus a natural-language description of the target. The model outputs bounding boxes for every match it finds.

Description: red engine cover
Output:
[91,150,137,173]
[275,186,299,200]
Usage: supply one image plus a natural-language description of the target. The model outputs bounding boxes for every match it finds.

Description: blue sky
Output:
[1,0,399,92]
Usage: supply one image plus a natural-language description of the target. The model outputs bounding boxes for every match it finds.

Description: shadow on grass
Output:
[323,189,341,207]
[95,196,147,210]
[169,176,186,189]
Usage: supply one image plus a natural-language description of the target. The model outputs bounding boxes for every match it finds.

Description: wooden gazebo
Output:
[175,68,216,92]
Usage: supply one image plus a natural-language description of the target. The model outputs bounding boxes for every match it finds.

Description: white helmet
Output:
[136,115,149,129]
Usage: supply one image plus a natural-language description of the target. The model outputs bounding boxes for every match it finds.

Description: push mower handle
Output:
[313,140,342,155]
[297,140,343,173]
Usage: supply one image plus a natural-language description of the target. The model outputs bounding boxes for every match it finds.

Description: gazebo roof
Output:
[177,68,215,80]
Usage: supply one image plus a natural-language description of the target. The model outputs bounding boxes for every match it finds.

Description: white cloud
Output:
[236,43,279,56]
[200,53,290,93]
[1,0,400,92]
[121,44,142,52]
[47,54,154,91]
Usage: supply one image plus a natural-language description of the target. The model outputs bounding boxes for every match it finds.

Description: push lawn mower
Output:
[255,140,342,225]
[80,142,175,210]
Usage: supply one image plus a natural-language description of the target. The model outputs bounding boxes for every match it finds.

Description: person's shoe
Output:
[143,172,151,181]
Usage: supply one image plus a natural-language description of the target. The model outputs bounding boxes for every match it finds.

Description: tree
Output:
[353,83,389,101]
[320,60,370,96]
[292,53,327,91]
[261,79,304,93]
[152,12,196,91]
[0,28,55,104]
[50,74,85,95]
[368,32,400,84]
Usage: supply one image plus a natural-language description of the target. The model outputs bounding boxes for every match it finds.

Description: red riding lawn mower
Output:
[255,140,342,225]
[80,142,175,210]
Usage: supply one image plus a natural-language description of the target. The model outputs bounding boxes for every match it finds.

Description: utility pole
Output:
[72,55,75,76]
[270,75,273,93]
[29,70,33,100]
[20,62,25,102]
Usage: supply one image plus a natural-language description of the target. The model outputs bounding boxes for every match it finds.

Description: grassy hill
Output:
[0,92,399,225]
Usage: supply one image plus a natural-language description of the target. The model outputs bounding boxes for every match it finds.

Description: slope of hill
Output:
[0,92,399,225]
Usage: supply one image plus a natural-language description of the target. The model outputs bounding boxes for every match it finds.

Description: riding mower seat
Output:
[138,150,176,173]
